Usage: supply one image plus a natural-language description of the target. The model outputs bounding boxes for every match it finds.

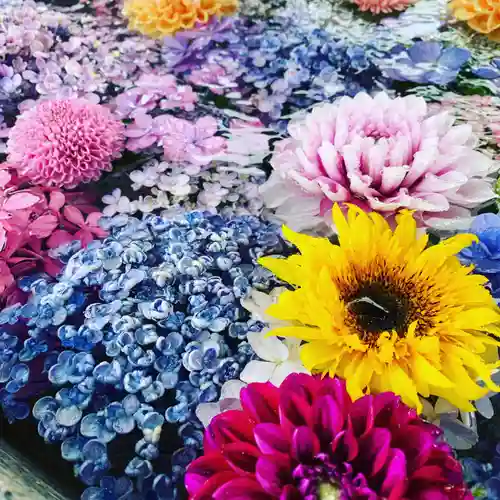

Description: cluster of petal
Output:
[351,0,415,14]
[122,0,239,38]
[186,374,472,499]
[449,0,500,42]
[7,99,124,189]
[261,92,498,232]
[0,166,105,303]
[259,205,500,412]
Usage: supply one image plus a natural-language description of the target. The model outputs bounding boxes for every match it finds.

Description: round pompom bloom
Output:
[261,92,499,232]
[449,0,500,41]
[351,0,414,14]
[186,374,472,500]
[7,99,124,189]
[122,0,239,38]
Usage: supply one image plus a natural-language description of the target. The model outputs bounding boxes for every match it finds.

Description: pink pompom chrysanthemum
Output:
[7,98,124,189]
[351,0,415,13]
[261,92,499,232]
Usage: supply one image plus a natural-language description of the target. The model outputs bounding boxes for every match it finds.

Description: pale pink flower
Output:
[162,116,227,166]
[262,92,499,232]
[7,98,124,189]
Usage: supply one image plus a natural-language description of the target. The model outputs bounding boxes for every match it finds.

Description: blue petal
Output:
[438,47,471,69]
[473,67,500,79]
[407,41,442,63]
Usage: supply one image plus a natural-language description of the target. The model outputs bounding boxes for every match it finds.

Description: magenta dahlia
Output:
[7,98,124,189]
[261,92,498,232]
[186,374,472,500]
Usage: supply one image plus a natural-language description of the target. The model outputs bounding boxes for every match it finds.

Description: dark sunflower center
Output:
[347,282,409,339]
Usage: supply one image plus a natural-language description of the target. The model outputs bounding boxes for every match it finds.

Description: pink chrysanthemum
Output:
[351,0,415,13]
[261,92,498,232]
[7,98,124,189]
[186,374,472,500]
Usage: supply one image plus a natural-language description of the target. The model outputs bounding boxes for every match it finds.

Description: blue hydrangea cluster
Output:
[163,16,384,125]
[461,395,500,499]
[0,211,289,499]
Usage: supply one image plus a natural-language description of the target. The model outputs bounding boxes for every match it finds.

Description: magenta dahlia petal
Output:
[263,92,499,231]
[186,455,232,493]
[223,443,260,475]
[254,423,290,455]
[7,98,124,189]
[187,374,471,500]
[213,478,270,500]
[291,427,320,463]
[241,383,280,424]
[255,456,293,496]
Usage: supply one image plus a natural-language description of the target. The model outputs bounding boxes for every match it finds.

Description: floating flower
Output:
[6,98,124,189]
[259,204,500,412]
[351,0,415,13]
[261,92,498,232]
[122,0,239,39]
[186,373,473,499]
[460,213,500,301]
[449,0,500,42]
[162,116,227,166]
[381,41,471,85]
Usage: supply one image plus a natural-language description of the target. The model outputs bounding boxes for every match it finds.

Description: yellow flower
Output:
[449,0,500,42]
[259,205,500,412]
[122,0,238,39]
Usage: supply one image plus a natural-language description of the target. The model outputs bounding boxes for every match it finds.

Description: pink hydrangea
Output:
[7,98,124,189]
[261,92,499,232]
[0,167,107,304]
[113,74,197,119]
[162,116,227,166]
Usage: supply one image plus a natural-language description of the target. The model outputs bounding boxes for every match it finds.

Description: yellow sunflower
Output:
[259,204,500,412]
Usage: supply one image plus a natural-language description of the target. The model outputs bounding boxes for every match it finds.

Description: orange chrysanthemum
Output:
[449,0,500,41]
[122,0,238,38]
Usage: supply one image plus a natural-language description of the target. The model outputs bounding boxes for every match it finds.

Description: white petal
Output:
[247,330,289,362]
[475,396,494,419]
[195,403,221,428]
[379,166,408,194]
[447,179,496,207]
[220,380,247,400]
[422,205,472,230]
[240,360,276,384]
[270,361,309,387]
[219,398,243,413]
